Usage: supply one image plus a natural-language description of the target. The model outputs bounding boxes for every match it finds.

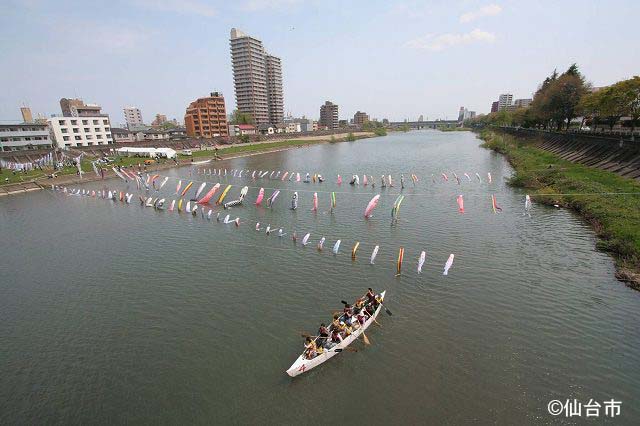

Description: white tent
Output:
[115,147,176,159]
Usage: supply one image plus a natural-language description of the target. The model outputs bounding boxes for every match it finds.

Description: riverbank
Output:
[0,132,375,195]
[479,129,640,289]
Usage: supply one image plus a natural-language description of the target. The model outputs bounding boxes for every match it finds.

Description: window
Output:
[93,120,98,125]
[87,142,93,146]
[58,120,65,125]
[71,120,77,125]
[84,128,90,132]
[106,133,111,138]
[104,127,110,132]
[61,128,68,133]
[63,136,70,141]
[75,136,81,140]
[102,120,108,125]
[73,128,79,133]
[96,135,102,139]
[82,120,88,125]
[25,137,31,141]
[94,128,100,132]
[0,138,7,142]
[86,135,93,140]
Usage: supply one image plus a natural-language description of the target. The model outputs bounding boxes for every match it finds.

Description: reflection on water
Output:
[1,131,639,424]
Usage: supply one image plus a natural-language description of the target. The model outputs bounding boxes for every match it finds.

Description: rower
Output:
[304,337,317,359]
[365,288,376,305]
[330,328,343,344]
[318,323,329,347]
[343,304,354,325]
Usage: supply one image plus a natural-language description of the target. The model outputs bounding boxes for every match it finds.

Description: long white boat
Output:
[286,290,386,377]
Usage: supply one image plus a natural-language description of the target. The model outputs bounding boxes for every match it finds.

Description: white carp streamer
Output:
[443,254,455,275]
[370,245,379,264]
[418,251,426,273]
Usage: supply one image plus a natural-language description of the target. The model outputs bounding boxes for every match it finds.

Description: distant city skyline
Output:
[1,0,639,122]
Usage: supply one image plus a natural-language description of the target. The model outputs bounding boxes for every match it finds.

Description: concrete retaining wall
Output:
[498,128,640,180]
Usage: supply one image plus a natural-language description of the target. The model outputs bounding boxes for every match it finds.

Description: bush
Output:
[346,133,356,141]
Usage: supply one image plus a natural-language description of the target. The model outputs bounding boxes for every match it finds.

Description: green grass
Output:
[183,138,343,159]
[1,159,96,185]
[479,130,640,279]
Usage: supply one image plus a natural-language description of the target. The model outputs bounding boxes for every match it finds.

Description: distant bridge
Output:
[388,120,459,129]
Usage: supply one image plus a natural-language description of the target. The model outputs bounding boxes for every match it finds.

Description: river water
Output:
[1,131,639,424]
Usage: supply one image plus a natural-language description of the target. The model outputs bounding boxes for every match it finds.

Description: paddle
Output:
[362,332,371,345]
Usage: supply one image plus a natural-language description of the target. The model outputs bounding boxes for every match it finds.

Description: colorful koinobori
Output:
[50,184,464,277]
[194,168,499,187]
[109,169,532,216]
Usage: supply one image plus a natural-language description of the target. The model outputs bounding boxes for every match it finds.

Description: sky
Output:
[1,0,639,124]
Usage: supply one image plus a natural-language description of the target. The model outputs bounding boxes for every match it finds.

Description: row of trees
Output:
[468,65,640,139]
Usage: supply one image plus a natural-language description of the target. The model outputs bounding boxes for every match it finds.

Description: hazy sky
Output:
[1,0,639,124]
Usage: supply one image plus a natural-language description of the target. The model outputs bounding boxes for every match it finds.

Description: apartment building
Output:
[184,92,228,138]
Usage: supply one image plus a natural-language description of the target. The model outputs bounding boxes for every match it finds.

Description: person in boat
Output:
[356,311,366,327]
[343,304,353,325]
[304,337,317,359]
[318,323,329,347]
[349,175,356,185]
[304,173,310,183]
[365,288,376,305]
[342,322,353,337]
[353,297,365,314]
[317,174,324,182]
[331,313,341,330]
[331,328,343,344]
[400,174,405,189]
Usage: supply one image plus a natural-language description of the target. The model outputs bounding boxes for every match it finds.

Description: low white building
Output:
[286,123,301,133]
[0,123,53,151]
[49,115,113,148]
[115,146,176,159]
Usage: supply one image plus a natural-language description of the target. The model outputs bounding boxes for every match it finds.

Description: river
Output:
[1,130,638,424]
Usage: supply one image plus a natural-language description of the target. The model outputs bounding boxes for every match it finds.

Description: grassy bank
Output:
[479,129,640,288]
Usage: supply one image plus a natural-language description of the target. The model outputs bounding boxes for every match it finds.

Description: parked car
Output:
[182,149,193,156]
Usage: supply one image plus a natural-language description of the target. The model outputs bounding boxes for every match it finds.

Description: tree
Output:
[229,110,254,125]
[616,76,640,140]
[544,65,589,130]
[160,121,177,130]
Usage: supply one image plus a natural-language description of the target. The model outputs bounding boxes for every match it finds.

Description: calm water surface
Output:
[1,131,639,424]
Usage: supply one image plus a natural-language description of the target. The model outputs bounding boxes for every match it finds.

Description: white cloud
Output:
[242,0,301,12]
[405,29,496,51]
[135,0,216,17]
[460,4,502,23]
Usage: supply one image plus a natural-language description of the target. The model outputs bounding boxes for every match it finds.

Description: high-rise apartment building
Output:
[230,28,283,126]
[491,101,499,113]
[353,111,369,125]
[184,92,228,138]
[498,94,513,111]
[319,101,339,129]
[123,106,144,128]
[265,54,284,125]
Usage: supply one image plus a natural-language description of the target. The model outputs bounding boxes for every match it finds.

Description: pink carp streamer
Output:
[457,195,464,213]
[364,194,381,218]
[487,172,492,183]
[255,188,265,206]
[197,183,220,204]
[491,195,502,213]
[441,173,449,181]
[311,192,318,211]
[336,175,342,185]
